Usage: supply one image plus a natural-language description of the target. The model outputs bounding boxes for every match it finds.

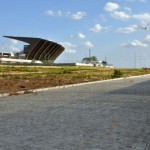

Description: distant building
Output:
[0,36,65,64]
[81,60,113,68]
[0,52,14,57]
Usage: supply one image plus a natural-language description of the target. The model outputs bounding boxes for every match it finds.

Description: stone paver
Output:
[0,76,150,150]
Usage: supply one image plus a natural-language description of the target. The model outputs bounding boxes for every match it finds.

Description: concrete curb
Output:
[0,93,10,98]
[0,74,150,98]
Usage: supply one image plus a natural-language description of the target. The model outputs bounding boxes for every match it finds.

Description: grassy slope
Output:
[0,65,150,80]
[0,65,150,94]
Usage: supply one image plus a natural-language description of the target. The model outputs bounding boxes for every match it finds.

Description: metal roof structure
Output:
[3,36,65,62]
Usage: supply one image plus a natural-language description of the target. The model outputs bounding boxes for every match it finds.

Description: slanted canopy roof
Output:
[4,36,65,62]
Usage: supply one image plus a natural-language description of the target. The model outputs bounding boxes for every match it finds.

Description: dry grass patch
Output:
[0,65,150,94]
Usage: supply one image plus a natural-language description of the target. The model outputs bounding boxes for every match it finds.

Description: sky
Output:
[0,0,150,68]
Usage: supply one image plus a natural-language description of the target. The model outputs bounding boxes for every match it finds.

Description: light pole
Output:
[89,49,91,63]
[139,55,142,68]
[134,53,136,68]
[140,24,149,68]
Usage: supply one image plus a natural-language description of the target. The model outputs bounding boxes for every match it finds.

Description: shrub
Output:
[111,69,123,78]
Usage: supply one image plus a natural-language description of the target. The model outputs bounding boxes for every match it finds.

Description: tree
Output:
[82,56,98,63]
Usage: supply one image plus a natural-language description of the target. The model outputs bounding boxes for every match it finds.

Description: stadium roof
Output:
[3,36,65,62]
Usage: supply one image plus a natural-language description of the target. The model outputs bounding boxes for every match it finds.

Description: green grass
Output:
[0,65,150,80]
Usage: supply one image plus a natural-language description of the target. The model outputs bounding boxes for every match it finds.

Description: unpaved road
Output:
[0,75,150,150]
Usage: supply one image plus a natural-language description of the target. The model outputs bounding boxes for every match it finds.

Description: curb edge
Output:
[0,74,150,98]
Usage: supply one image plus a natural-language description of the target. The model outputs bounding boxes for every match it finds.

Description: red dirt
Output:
[0,77,92,94]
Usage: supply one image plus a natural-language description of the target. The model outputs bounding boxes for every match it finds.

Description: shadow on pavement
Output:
[108,80,150,96]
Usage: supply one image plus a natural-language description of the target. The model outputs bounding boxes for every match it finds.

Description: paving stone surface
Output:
[0,76,150,150]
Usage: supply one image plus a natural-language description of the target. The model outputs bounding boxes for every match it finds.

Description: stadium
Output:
[0,36,65,64]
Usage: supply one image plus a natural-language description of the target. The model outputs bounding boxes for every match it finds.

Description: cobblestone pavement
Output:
[0,76,150,150]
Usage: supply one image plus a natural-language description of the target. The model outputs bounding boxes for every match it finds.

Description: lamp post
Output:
[134,53,136,68]
[140,24,150,68]
[89,49,91,63]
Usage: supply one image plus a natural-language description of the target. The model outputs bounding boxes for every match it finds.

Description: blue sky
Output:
[0,0,150,68]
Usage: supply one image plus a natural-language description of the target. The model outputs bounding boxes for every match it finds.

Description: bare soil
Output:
[0,76,95,94]
[0,65,150,95]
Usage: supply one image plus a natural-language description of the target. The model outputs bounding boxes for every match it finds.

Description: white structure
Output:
[0,57,42,64]
[0,51,42,64]
[81,60,114,68]
[0,52,14,57]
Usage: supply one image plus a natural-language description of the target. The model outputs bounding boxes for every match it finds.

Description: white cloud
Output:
[57,10,63,16]
[89,24,103,33]
[121,40,148,48]
[117,27,136,33]
[71,11,86,20]
[8,45,20,52]
[78,33,86,39]
[110,11,150,22]
[0,39,20,52]
[117,24,139,33]
[84,41,94,48]
[132,13,150,21]
[127,0,146,2]
[45,10,63,16]
[111,11,130,20]
[66,11,71,15]
[104,2,119,12]
[9,39,18,45]
[60,42,77,53]
[70,33,86,39]
[104,2,150,25]
[124,7,132,13]
[46,10,86,20]
[145,35,150,41]
[45,10,54,16]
